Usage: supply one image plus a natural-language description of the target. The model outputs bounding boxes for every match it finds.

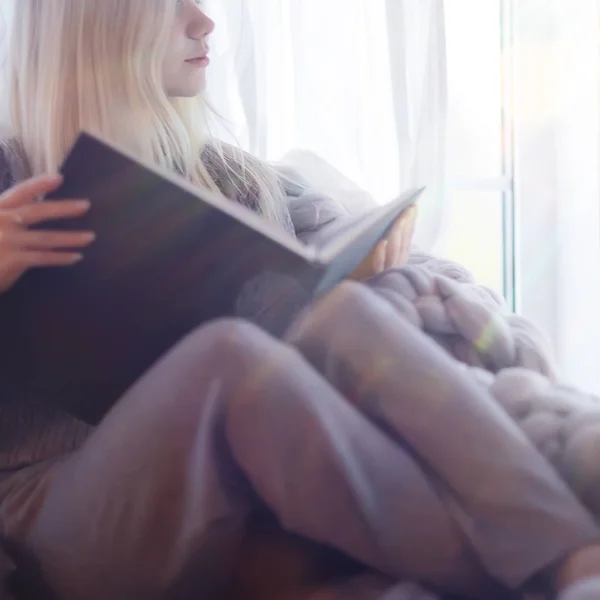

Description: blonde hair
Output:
[7,0,290,227]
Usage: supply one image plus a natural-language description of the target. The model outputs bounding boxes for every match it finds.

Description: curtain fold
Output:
[553,0,600,393]
[206,0,448,250]
[516,0,600,393]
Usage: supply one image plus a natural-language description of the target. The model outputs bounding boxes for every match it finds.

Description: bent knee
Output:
[172,318,305,384]
[287,282,377,338]
[193,318,266,347]
[111,319,293,421]
[330,281,375,310]
[176,318,278,363]
[314,281,374,320]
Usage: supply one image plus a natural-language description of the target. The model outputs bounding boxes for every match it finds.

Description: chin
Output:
[166,78,207,99]
[167,88,205,99]
[176,90,204,99]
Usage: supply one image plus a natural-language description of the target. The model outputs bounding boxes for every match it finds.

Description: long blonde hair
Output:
[7,0,290,227]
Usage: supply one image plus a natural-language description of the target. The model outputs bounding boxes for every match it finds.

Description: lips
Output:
[185,56,210,67]
[186,49,210,66]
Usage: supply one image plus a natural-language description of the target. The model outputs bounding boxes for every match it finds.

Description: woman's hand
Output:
[0,174,95,294]
[351,205,418,281]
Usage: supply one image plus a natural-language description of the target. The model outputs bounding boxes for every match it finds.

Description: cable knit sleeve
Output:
[279,170,351,246]
[0,142,15,195]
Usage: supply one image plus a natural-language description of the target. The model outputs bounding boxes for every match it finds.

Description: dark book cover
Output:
[0,132,421,423]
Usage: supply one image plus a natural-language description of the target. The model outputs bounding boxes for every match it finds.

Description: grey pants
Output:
[0,283,597,600]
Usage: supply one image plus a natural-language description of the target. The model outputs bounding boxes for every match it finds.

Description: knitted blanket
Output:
[367,265,600,516]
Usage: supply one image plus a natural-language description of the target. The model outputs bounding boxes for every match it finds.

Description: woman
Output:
[0,1,599,599]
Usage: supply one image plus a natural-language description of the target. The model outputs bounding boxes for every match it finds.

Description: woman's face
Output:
[162,0,215,98]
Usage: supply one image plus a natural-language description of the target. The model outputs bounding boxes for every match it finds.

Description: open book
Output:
[0,132,423,423]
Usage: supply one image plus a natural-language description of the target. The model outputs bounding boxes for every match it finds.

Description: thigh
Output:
[0,321,270,599]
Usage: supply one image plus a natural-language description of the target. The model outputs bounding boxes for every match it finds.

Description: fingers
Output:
[384,206,418,269]
[0,200,90,228]
[0,249,84,294]
[0,176,93,293]
[14,250,84,268]
[350,240,386,281]
[0,229,93,289]
[0,174,63,209]
[14,199,91,227]
[384,215,405,269]
[372,239,387,272]
[6,229,96,250]
[350,205,419,281]
[401,206,418,259]
[0,173,90,228]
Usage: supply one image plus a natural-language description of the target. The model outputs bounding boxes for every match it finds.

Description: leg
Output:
[285,282,600,591]
[0,320,490,600]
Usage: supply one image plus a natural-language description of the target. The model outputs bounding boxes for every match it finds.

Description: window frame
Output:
[447,0,517,310]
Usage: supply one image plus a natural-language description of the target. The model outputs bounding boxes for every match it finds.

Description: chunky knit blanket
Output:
[366,265,600,517]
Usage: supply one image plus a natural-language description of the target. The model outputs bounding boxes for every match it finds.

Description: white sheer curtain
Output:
[516,0,600,393]
[205,0,448,250]
[0,0,448,247]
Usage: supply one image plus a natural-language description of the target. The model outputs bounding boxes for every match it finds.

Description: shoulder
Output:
[0,142,14,194]
[0,138,25,195]
[271,163,351,243]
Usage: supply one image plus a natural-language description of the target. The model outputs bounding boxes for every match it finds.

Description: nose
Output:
[187,5,215,41]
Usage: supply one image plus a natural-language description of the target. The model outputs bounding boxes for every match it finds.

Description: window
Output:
[441,0,515,305]
[207,1,517,303]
